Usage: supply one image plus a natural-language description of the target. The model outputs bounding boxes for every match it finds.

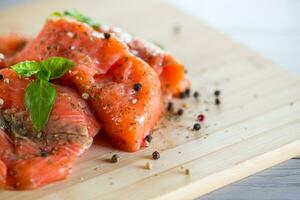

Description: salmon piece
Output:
[11,19,162,151]
[0,35,28,68]
[0,68,100,189]
[101,26,190,95]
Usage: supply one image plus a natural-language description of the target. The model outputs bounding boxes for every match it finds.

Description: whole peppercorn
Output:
[81,92,89,100]
[152,151,160,160]
[193,123,201,131]
[145,135,152,143]
[215,98,221,105]
[184,88,190,97]
[197,114,205,122]
[214,90,221,96]
[167,101,174,112]
[179,92,186,99]
[104,33,111,39]
[111,154,120,163]
[133,83,142,92]
[193,91,199,98]
[40,150,48,157]
[145,162,153,170]
[177,109,184,116]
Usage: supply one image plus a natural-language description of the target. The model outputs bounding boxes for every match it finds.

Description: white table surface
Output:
[0,0,299,199]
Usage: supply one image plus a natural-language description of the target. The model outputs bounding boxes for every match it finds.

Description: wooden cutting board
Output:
[0,0,300,199]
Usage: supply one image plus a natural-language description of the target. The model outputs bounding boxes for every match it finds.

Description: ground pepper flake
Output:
[40,150,49,157]
[152,151,160,160]
[3,78,9,84]
[111,154,120,163]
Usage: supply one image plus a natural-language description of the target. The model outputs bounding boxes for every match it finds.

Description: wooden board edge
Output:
[157,139,300,200]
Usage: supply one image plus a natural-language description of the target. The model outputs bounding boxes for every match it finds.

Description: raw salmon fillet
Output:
[11,18,162,152]
[0,35,28,68]
[100,26,190,95]
[0,68,100,189]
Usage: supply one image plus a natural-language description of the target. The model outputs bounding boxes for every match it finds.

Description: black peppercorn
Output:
[177,109,184,116]
[214,90,221,96]
[145,135,152,143]
[215,98,221,105]
[167,101,174,112]
[184,88,190,97]
[133,83,142,92]
[193,123,201,131]
[40,150,48,157]
[193,91,199,98]
[111,154,120,163]
[0,74,3,80]
[152,151,160,160]
[104,33,111,40]
[179,92,186,99]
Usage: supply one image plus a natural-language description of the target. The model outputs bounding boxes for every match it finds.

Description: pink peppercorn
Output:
[197,114,205,122]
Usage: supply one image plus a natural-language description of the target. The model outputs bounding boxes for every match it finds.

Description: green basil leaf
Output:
[64,9,101,29]
[47,11,64,20]
[12,61,40,77]
[36,68,51,81]
[41,57,74,79]
[25,79,56,131]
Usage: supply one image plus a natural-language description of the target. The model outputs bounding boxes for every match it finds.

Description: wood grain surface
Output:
[0,0,299,199]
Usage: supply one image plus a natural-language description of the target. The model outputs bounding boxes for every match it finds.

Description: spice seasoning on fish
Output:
[3,78,10,84]
[104,33,111,40]
[133,83,142,92]
[81,92,89,100]
[40,150,49,157]
[0,74,3,80]
[0,98,4,108]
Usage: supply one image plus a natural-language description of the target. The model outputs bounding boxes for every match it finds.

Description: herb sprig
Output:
[12,57,74,131]
[48,9,100,29]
